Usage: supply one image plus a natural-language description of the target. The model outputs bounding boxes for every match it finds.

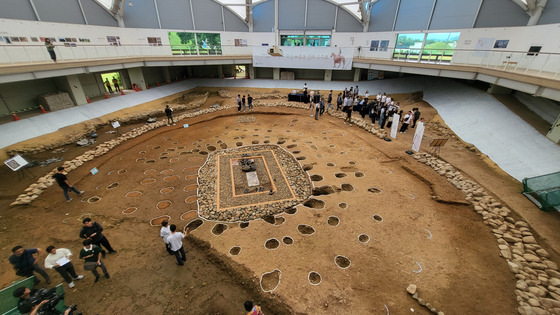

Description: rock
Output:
[517,280,529,291]
[550,278,560,287]
[547,270,560,279]
[523,236,537,244]
[524,254,542,263]
[509,261,521,273]
[536,249,550,258]
[540,298,560,309]
[418,298,426,306]
[528,298,541,307]
[406,284,417,295]
[517,305,535,315]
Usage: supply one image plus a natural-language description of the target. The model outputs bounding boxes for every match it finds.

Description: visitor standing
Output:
[52,166,84,203]
[79,218,117,258]
[165,105,175,126]
[44,246,84,288]
[242,95,246,112]
[400,111,413,133]
[237,94,242,112]
[112,76,120,92]
[248,94,253,111]
[167,225,188,265]
[104,79,113,93]
[411,108,421,128]
[160,220,173,255]
[9,246,51,284]
[336,93,343,111]
[45,38,56,62]
[327,90,333,111]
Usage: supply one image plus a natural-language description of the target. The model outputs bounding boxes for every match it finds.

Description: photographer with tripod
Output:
[13,286,77,315]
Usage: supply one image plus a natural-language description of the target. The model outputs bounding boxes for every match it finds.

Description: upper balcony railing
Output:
[1,43,559,82]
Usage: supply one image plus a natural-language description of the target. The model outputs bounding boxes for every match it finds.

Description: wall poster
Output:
[494,40,509,49]
[253,46,354,70]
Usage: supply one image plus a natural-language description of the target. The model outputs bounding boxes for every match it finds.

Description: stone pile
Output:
[406,284,445,315]
[413,152,560,315]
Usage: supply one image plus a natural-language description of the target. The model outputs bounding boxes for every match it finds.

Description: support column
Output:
[248,65,255,79]
[54,75,87,105]
[217,65,224,79]
[324,70,332,81]
[163,66,171,84]
[127,67,146,90]
[186,66,193,78]
[273,68,280,80]
[353,68,360,82]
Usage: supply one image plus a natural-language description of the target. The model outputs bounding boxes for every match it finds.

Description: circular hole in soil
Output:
[185,196,197,203]
[274,217,286,225]
[287,144,297,148]
[185,174,198,181]
[285,207,297,215]
[340,152,347,155]
[207,146,216,151]
[265,238,280,250]
[145,160,156,164]
[312,186,335,196]
[220,143,228,149]
[178,146,185,149]
[368,187,382,193]
[373,214,383,222]
[160,187,174,194]
[327,216,340,226]
[327,163,335,167]
[186,219,203,232]
[160,169,174,175]
[170,158,180,163]
[262,215,276,225]
[236,142,243,147]
[303,164,313,171]
[152,146,160,150]
[335,173,347,178]
[341,184,354,191]
[277,140,286,144]
[310,174,323,182]
[140,178,156,185]
[358,234,370,243]
[180,210,197,221]
[282,236,294,245]
[150,215,170,226]
[87,196,101,203]
[349,161,356,165]
[239,222,249,229]
[297,224,316,235]
[164,175,180,182]
[211,224,228,236]
[338,202,348,209]
[229,247,241,256]
[252,140,260,144]
[316,154,324,159]
[179,151,190,155]
[192,149,200,153]
[355,172,365,178]
[122,207,136,214]
[160,152,169,156]
[328,144,335,148]
[157,200,172,210]
[106,182,119,189]
[136,158,146,162]
[126,191,142,198]
[296,156,306,161]
[303,198,325,209]
[310,145,318,150]
[159,156,169,160]
[139,150,146,154]
[199,151,208,155]
[292,150,301,154]
[335,256,351,269]
[260,270,281,292]
[144,169,156,175]
[264,140,270,144]
[183,185,198,192]
[308,272,322,285]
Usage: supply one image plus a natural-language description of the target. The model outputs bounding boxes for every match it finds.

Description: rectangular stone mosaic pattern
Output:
[217,150,295,210]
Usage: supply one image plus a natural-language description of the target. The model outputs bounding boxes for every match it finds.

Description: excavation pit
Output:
[265,238,280,250]
[303,198,325,209]
[282,236,294,245]
[327,216,340,226]
[341,184,354,191]
[310,174,323,182]
[185,219,203,232]
[211,223,228,236]
[156,200,172,210]
[335,255,351,269]
[312,186,335,196]
[297,224,316,235]
[229,246,241,256]
[308,272,322,285]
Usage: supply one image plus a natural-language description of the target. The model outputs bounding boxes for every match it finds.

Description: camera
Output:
[29,288,81,315]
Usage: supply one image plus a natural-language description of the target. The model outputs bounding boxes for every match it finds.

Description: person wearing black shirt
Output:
[52,167,84,203]
[79,218,117,258]
[13,287,71,315]
[164,105,175,126]
[9,246,50,284]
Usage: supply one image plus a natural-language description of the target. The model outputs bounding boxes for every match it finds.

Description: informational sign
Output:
[90,167,99,175]
[412,122,425,152]
[252,47,354,70]
[473,38,494,57]
[183,123,189,128]
[111,121,121,129]
[4,155,28,171]
[390,114,400,139]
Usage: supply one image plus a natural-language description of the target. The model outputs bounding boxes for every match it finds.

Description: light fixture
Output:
[128,1,133,7]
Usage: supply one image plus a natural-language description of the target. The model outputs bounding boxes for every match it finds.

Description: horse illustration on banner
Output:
[331,49,346,68]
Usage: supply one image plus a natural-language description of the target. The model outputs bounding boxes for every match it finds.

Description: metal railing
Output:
[1,43,559,80]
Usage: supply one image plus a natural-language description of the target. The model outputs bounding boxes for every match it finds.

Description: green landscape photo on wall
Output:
[168,32,222,56]
[196,33,222,55]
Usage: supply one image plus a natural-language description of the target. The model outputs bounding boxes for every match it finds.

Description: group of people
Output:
[104,77,121,93]
[9,218,116,314]
[236,94,254,112]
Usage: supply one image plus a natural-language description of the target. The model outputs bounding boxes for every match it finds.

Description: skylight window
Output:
[96,0,113,10]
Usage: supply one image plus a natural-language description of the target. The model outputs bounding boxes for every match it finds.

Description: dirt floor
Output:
[1,85,559,315]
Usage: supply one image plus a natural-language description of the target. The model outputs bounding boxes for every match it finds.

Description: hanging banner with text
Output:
[252,47,354,70]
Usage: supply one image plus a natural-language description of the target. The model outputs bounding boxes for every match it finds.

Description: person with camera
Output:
[9,246,51,285]
[44,246,84,289]
[13,286,72,315]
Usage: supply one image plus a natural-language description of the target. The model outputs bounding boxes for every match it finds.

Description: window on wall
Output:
[281,35,304,46]
[305,35,331,47]
[422,32,460,62]
[393,33,425,60]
